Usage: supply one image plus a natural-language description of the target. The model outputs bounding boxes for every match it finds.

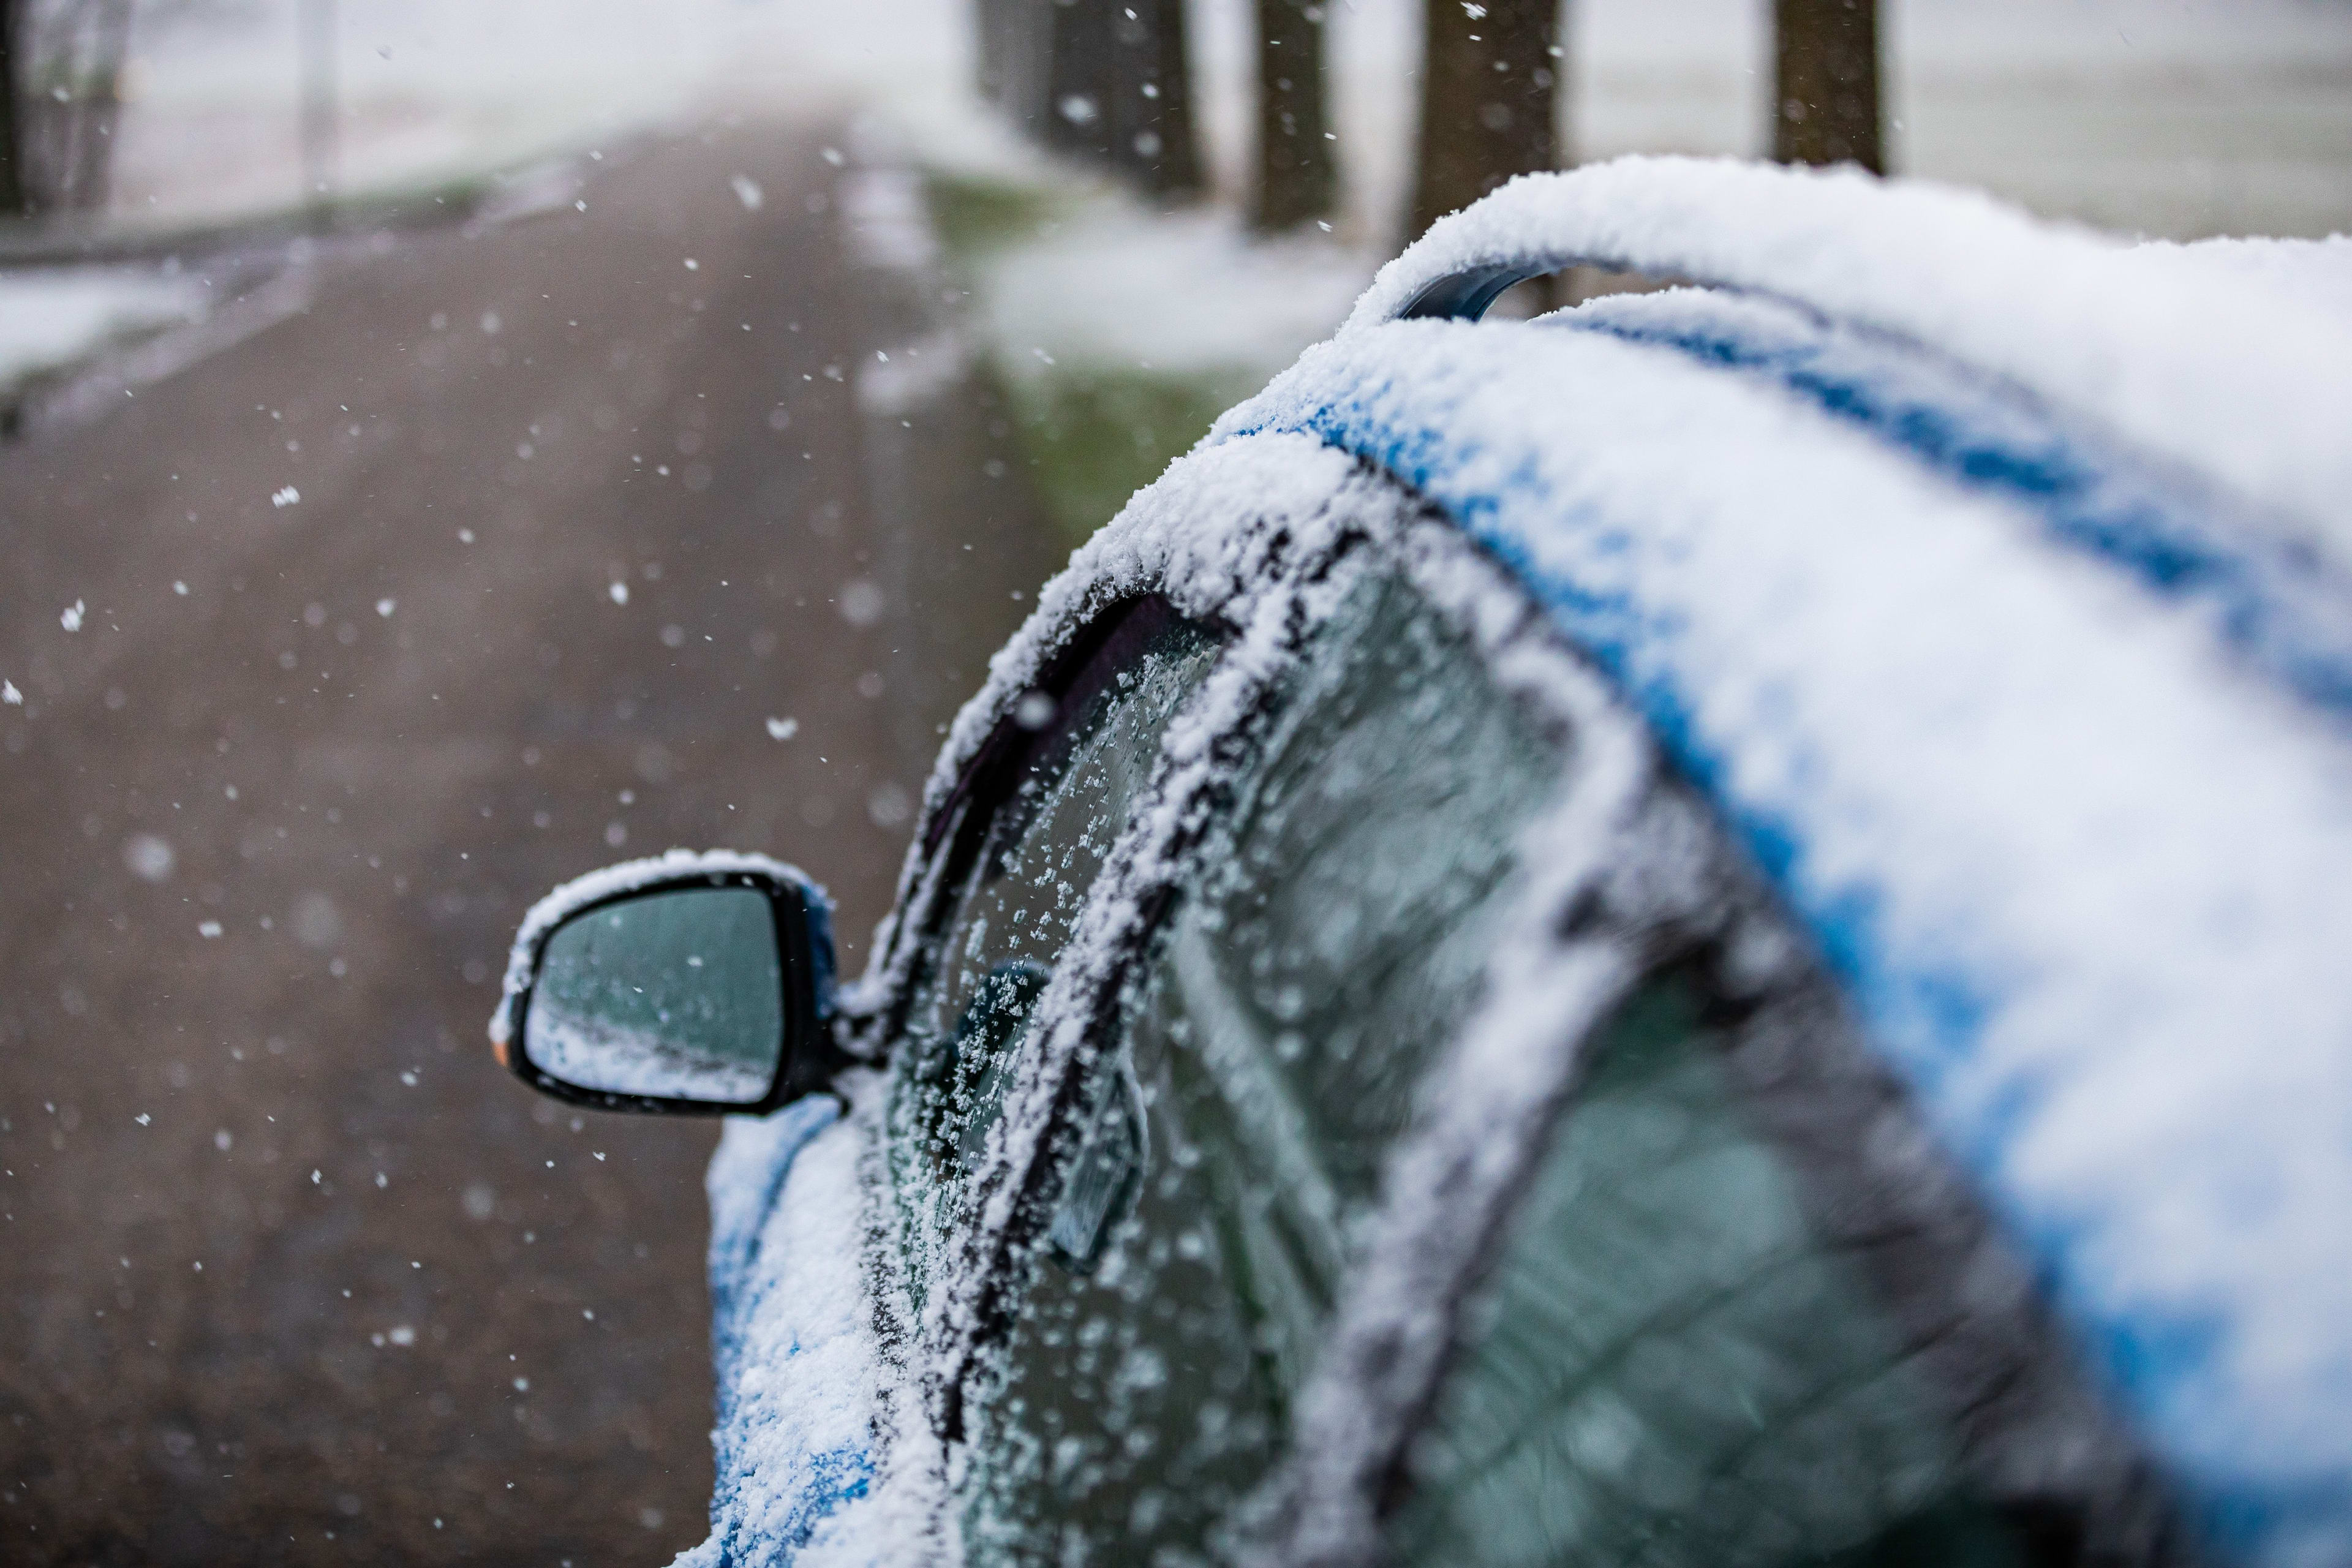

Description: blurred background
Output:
[0,0,2343,1562]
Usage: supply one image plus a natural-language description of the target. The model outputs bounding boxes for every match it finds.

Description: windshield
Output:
[957,567,1573,1562]
[886,612,1223,1317]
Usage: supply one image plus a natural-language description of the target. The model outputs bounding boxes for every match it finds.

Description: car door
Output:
[872,507,2190,1567]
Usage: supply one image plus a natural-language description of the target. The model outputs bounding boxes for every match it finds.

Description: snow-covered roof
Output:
[1344,157,2352,571]
[1218,157,2352,1565]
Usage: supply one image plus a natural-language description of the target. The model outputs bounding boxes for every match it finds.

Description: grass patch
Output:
[922,170,1066,257]
[918,167,1267,547]
[1000,366,1253,546]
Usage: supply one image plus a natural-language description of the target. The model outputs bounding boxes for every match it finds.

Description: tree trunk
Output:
[69,0,132,212]
[1251,0,1334,232]
[300,0,338,216]
[1012,0,1200,199]
[1117,0,1202,197]
[1771,0,1882,173]
[0,0,25,217]
[1408,0,1560,244]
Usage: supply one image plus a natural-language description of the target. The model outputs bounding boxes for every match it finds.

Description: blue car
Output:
[489,157,2352,1567]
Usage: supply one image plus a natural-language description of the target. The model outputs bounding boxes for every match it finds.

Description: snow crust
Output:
[682,1085,891,1567]
[0,269,208,391]
[1546,284,2352,718]
[1343,157,2352,567]
[488,848,828,1050]
[1215,312,2352,1562]
[2111,235,2352,325]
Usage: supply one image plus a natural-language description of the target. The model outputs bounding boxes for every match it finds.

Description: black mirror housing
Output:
[488,850,841,1115]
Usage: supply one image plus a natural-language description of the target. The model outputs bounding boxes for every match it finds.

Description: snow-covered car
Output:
[488,158,2352,1568]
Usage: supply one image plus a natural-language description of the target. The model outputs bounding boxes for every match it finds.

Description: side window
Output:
[1387,974,2000,1567]
[886,609,1222,1314]
[1385,970,2181,1566]
[959,570,1572,1563]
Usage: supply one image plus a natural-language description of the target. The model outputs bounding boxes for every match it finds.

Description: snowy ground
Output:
[0,267,209,397]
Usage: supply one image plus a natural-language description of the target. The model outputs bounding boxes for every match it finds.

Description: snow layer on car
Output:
[1215,309,2352,1563]
[1547,285,2352,718]
[1345,157,2352,565]
[684,1085,888,1567]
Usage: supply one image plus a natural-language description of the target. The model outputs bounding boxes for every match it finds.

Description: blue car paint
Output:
[703,1095,875,1564]
[1555,288,2352,722]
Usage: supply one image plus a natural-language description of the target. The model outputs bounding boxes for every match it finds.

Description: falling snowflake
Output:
[271,486,300,509]
[765,717,799,741]
[123,833,175,883]
[59,600,84,631]
[838,579,884,627]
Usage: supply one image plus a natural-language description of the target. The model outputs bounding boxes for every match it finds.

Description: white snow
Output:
[687,1084,897,1567]
[1342,156,2352,565]
[975,201,1374,383]
[0,271,208,394]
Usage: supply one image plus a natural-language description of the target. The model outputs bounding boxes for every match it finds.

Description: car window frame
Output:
[851,458,2190,1564]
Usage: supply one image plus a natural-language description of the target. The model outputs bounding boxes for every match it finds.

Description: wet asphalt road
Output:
[0,116,1057,1563]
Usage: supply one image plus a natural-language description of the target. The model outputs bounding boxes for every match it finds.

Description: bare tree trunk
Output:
[69,0,130,211]
[1251,0,1333,232]
[1115,0,1201,197]
[0,0,27,216]
[1408,0,1561,243]
[1771,0,1882,173]
[17,0,136,214]
[999,0,1199,199]
[299,0,338,219]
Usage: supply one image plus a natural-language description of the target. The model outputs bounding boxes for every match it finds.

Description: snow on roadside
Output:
[0,268,210,395]
[974,196,1373,384]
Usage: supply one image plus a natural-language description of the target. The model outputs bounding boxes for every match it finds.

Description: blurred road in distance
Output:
[0,114,1057,1564]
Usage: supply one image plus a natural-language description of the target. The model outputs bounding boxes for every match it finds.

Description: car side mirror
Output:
[487,851,839,1114]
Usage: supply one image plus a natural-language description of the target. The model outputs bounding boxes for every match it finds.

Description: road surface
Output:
[0,114,1058,1564]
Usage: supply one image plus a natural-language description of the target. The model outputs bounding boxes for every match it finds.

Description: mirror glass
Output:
[523,886,783,1103]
